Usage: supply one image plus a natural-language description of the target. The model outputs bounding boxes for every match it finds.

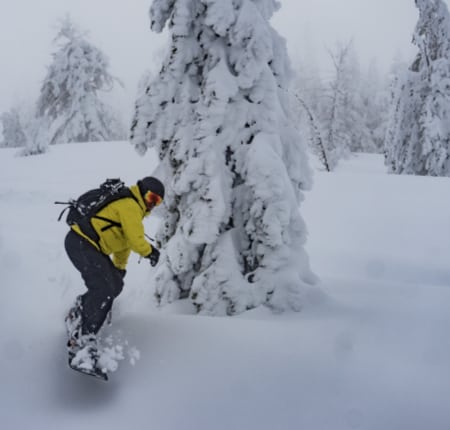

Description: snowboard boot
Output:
[65,295,83,339]
[67,332,99,371]
[65,296,108,380]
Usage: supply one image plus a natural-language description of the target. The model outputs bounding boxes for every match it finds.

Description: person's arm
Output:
[112,248,131,270]
[119,199,153,257]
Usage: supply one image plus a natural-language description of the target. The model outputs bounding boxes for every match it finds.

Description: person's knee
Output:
[110,272,124,298]
[93,274,123,300]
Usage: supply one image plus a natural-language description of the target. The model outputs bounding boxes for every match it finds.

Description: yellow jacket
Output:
[71,184,153,270]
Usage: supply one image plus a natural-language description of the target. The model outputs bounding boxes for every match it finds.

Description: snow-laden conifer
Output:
[131,0,316,315]
[0,108,27,148]
[385,0,450,176]
[37,17,124,145]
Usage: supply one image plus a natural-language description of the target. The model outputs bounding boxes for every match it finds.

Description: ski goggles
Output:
[144,190,163,209]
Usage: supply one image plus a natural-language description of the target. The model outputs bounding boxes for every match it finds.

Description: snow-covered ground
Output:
[1,142,449,430]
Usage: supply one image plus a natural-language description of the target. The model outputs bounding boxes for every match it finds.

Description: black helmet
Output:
[137,176,165,200]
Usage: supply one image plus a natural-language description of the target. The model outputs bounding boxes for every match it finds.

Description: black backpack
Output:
[56,178,138,244]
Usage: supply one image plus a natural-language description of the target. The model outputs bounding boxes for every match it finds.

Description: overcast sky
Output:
[0,0,446,119]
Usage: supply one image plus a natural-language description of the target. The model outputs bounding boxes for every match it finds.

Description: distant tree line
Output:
[2,0,449,179]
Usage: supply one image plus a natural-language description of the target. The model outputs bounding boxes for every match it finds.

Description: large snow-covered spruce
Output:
[36,17,123,146]
[385,0,450,176]
[131,0,316,315]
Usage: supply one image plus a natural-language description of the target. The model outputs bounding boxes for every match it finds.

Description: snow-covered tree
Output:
[292,46,389,162]
[37,17,124,145]
[385,0,450,176]
[318,41,365,168]
[19,117,50,156]
[291,91,330,171]
[359,62,389,154]
[0,102,51,156]
[0,107,27,148]
[292,55,324,116]
[384,56,408,170]
[131,0,316,315]
[291,60,330,171]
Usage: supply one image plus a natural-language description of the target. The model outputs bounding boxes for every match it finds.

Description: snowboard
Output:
[68,352,109,381]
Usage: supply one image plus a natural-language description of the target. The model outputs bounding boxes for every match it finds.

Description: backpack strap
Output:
[54,201,73,221]
[93,215,122,232]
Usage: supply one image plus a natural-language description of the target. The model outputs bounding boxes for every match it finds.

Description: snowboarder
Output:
[64,176,164,378]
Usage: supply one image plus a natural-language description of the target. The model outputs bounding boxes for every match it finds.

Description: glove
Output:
[146,247,160,267]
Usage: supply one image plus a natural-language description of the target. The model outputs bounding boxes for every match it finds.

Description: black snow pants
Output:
[65,230,124,335]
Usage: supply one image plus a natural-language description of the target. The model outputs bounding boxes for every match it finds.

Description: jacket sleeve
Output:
[113,249,131,270]
[119,199,153,257]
